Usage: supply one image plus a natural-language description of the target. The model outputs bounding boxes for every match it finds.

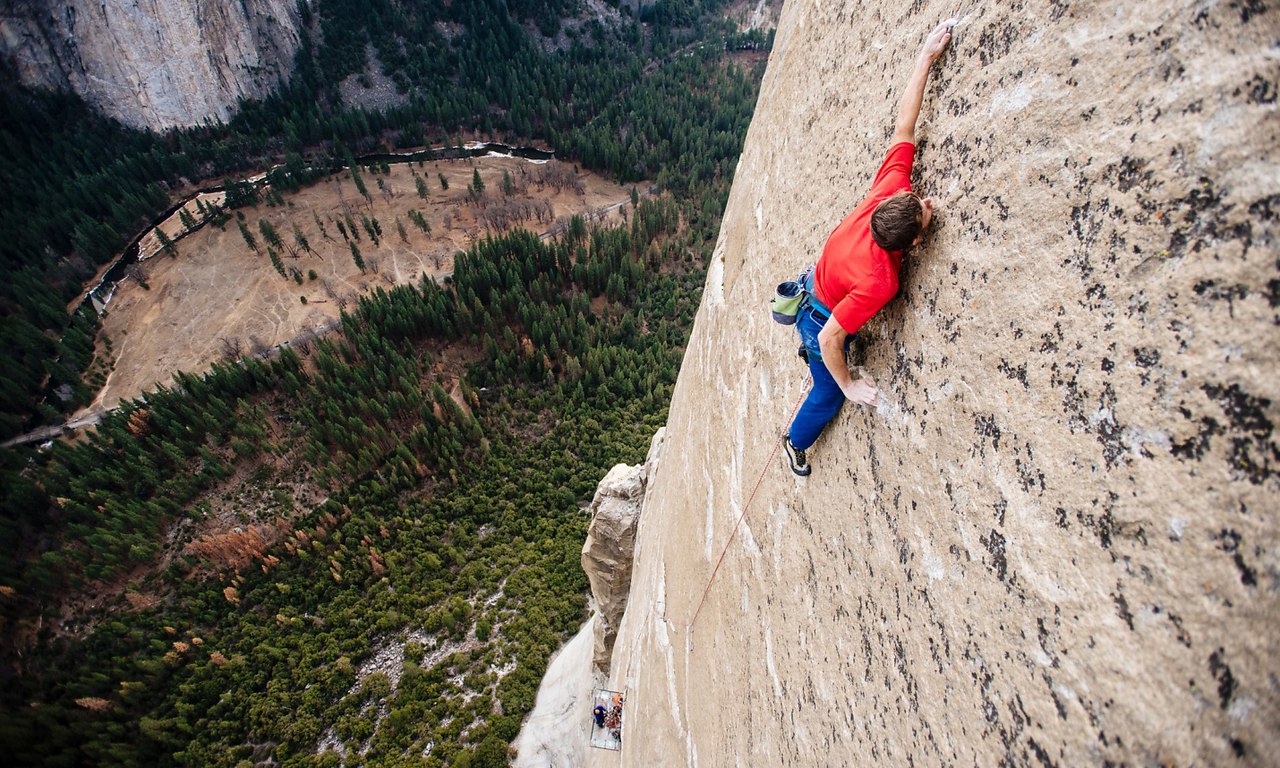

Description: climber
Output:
[783,18,955,477]
[593,703,608,728]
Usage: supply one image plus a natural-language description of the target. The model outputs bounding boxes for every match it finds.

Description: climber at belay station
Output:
[588,689,625,750]
[778,18,955,477]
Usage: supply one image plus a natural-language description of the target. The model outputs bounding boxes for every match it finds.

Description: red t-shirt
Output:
[813,142,915,334]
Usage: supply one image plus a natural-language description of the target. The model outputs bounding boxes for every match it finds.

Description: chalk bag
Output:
[771,280,803,325]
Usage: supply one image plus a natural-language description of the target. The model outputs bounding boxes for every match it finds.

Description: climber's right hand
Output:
[842,377,880,406]
[922,19,956,63]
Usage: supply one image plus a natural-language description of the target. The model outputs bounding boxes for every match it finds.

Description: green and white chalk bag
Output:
[771,280,803,325]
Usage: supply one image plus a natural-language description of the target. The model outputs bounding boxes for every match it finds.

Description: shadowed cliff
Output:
[592,1,1278,765]
[0,0,302,130]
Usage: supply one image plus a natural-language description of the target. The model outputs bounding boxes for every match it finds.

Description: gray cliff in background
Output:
[595,1,1278,766]
[0,0,303,130]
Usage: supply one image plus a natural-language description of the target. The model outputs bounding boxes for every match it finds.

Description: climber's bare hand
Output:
[842,378,879,406]
[922,19,956,63]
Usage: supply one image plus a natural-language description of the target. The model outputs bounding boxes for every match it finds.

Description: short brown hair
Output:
[870,192,923,251]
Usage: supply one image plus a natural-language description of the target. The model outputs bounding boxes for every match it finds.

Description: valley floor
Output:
[81,156,637,417]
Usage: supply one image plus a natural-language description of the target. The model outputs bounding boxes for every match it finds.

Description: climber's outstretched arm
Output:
[817,315,878,405]
[890,19,955,146]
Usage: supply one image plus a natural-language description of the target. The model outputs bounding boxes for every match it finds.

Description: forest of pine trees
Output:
[0,0,770,764]
[1,196,711,768]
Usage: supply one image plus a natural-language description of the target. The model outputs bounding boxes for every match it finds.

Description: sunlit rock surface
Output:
[0,0,303,129]
[594,1,1278,766]
[512,616,597,768]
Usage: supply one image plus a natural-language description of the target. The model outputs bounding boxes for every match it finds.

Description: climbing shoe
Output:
[783,436,811,477]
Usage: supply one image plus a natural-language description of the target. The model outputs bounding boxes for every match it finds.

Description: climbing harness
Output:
[800,267,833,323]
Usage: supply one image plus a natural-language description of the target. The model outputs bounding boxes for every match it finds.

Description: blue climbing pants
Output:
[788,303,854,450]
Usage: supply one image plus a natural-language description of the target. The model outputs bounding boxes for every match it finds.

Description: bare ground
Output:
[81,157,639,416]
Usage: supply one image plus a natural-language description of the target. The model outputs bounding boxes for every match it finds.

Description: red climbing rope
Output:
[686,376,811,637]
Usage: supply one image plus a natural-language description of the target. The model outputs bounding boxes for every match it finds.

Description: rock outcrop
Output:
[0,0,303,130]
[581,429,664,672]
[511,617,598,768]
[593,1,1278,766]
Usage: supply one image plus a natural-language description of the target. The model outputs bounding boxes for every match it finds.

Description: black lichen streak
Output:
[1028,737,1060,768]
[1066,198,1108,279]
[1166,611,1193,647]
[1208,648,1238,710]
[1193,279,1250,317]
[975,413,1002,454]
[1112,585,1135,630]
[1113,156,1153,193]
[999,358,1030,388]
[1094,384,1125,467]
[1231,0,1267,24]
[1171,411,1220,462]
[1075,493,1119,549]
[976,20,1018,67]
[1212,528,1259,586]
[980,528,1009,584]
[1132,346,1160,368]
[1014,442,1046,493]
[1245,73,1276,104]
[1203,382,1278,484]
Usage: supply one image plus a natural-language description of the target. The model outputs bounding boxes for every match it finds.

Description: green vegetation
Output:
[0,197,708,767]
[0,0,772,764]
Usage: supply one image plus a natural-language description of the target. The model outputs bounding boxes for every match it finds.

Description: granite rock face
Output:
[581,429,665,672]
[0,0,303,130]
[596,1,1278,766]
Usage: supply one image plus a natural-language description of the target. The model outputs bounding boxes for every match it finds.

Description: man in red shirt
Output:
[785,20,954,477]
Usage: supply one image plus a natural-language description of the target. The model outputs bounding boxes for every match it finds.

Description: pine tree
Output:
[259,219,284,252]
[157,229,178,258]
[313,211,331,240]
[267,247,287,278]
[293,223,313,255]
[361,215,381,245]
[237,222,258,253]
[349,241,365,272]
[223,178,257,208]
[408,209,430,234]
[351,165,371,206]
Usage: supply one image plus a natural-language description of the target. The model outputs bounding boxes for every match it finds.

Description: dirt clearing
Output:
[82,157,641,415]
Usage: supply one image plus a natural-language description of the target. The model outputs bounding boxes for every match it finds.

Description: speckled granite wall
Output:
[594,1,1278,766]
[0,0,303,130]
